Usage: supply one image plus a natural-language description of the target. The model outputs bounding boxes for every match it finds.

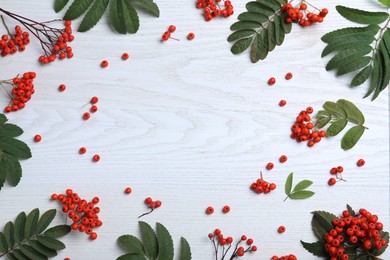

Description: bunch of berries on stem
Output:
[323,208,387,259]
[282,1,328,26]
[290,106,326,147]
[208,229,257,259]
[196,0,234,21]
[271,254,297,260]
[0,8,74,64]
[250,171,276,194]
[138,197,162,218]
[51,189,102,240]
[0,16,30,56]
[1,72,36,112]
[328,166,346,186]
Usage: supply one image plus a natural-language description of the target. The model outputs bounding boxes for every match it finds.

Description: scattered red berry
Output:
[121,53,129,60]
[268,77,276,85]
[90,105,98,113]
[222,205,230,214]
[93,154,100,162]
[279,155,288,163]
[101,60,108,68]
[168,25,176,32]
[124,187,132,194]
[328,177,336,186]
[336,166,344,173]
[285,72,293,80]
[357,159,365,167]
[187,33,195,40]
[266,162,274,170]
[278,226,286,233]
[91,96,99,104]
[206,206,214,215]
[279,100,287,106]
[79,147,87,154]
[83,112,90,120]
[58,84,66,92]
[34,134,42,142]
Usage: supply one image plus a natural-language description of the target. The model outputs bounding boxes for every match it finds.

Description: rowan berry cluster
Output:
[250,171,276,195]
[0,21,30,57]
[282,1,328,26]
[324,208,387,259]
[138,197,162,218]
[0,8,74,64]
[271,254,297,260]
[1,72,36,112]
[208,230,257,259]
[290,107,326,147]
[162,25,178,41]
[328,166,345,186]
[83,96,99,120]
[51,189,102,240]
[196,0,234,21]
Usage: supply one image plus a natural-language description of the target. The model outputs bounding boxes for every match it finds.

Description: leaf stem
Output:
[137,208,155,219]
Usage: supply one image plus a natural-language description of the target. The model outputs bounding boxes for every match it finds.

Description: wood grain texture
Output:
[0,0,388,259]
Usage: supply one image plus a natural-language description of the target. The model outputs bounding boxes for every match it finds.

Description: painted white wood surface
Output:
[0,0,389,259]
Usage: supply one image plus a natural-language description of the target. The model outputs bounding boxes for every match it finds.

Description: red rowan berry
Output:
[279,100,287,106]
[226,237,233,244]
[241,235,247,241]
[101,60,108,68]
[124,187,132,194]
[83,112,90,120]
[246,238,253,245]
[145,197,152,204]
[328,178,336,186]
[330,167,338,175]
[168,25,176,32]
[278,226,286,233]
[268,77,276,85]
[90,232,97,240]
[206,206,214,215]
[300,3,307,10]
[90,105,98,113]
[51,194,58,200]
[155,200,162,208]
[336,166,344,173]
[187,33,195,40]
[34,134,42,142]
[58,84,66,92]
[266,162,274,170]
[121,53,129,60]
[357,159,365,167]
[251,246,257,251]
[91,96,99,104]
[214,229,221,235]
[285,72,293,80]
[279,155,288,163]
[93,154,100,162]
[222,205,230,213]
[79,147,87,154]
[306,107,313,114]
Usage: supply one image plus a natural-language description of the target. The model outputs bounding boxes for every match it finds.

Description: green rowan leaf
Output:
[322,36,375,57]
[285,172,293,195]
[0,137,31,159]
[139,221,158,259]
[351,65,373,87]
[19,244,47,260]
[336,56,372,76]
[3,154,22,187]
[321,25,380,43]
[37,235,65,250]
[246,1,274,16]
[267,21,276,51]
[36,209,56,235]
[293,180,313,192]
[274,15,284,46]
[227,30,256,42]
[336,99,365,125]
[230,21,262,30]
[231,37,253,54]
[118,235,145,255]
[377,0,390,7]
[24,208,39,238]
[311,211,336,239]
[123,1,140,33]
[54,0,69,12]
[133,0,159,17]
[365,53,381,99]
[78,0,109,32]
[346,204,356,216]
[256,0,281,12]
[43,225,71,238]
[315,110,332,129]
[341,126,365,150]
[378,38,390,93]
[288,190,315,199]
[180,237,191,260]
[0,232,8,253]
[238,12,268,24]
[326,119,348,137]
[301,240,327,257]
[63,0,94,20]
[14,212,26,243]
[4,221,14,248]
[0,124,23,138]
[117,254,146,260]
[280,12,292,33]
[12,249,29,260]
[336,5,389,25]
[251,29,268,63]
[156,223,174,260]
[325,47,372,71]
[28,240,57,258]
[323,102,347,119]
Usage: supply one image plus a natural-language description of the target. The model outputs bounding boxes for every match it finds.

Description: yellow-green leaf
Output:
[378,0,390,7]
[156,223,174,260]
[341,125,365,150]
[336,99,365,125]
[288,190,314,199]
[323,102,347,119]
[63,0,94,20]
[336,5,389,25]
[293,180,313,192]
[326,119,348,137]
[78,0,109,32]
[285,172,293,195]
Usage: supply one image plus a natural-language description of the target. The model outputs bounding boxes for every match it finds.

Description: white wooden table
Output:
[0,0,389,259]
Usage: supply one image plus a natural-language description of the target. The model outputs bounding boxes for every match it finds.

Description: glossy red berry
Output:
[93,154,100,162]
[306,107,313,114]
[222,205,230,213]
[266,162,274,170]
[90,232,97,240]
[279,155,288,163]
[336,166,344,173]
[121,53,129,60]
[58,84,66,92]
[328,177,336,186]
[90,105,98,113]
[241,235,247,241]
[79,147,87,154]
[206,206,214,215]
[101,60,108,68]
[124,187,132,194]
[34,134,42,142]
[91,96,99,104]
[168,25,176,32]
[285,72,293,80]
[155,200,162,208]
[278,226,286,233]
[83,112,90,120]
[187,33,195,40]
[357,159,365,167]
[246,238,253,245]
[279,100,287,106]
[268,77,276,85]
[330,167,338,175]
[251,246,257,252]
[145,197,152,204]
